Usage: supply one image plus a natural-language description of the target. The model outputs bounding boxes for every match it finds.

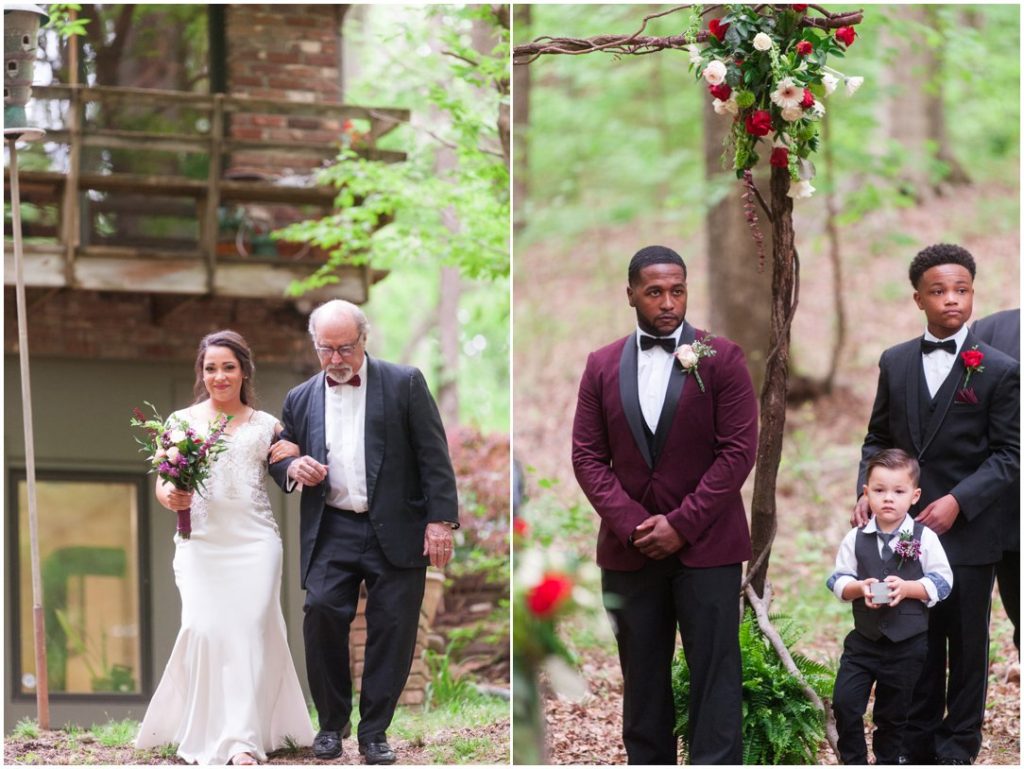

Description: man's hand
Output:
[423,522,454,568]
[915,494,959,535]
[286,455,328,486]
[632,515,684,560]
[851,495,871,528]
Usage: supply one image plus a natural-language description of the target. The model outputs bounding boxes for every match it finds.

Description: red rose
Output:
[513,518,529,537]
[734,57,744,67]
[709,83,732,101]
[793,4,808,11]
[800,88,815,109]
[708,18,730,42]
[745,109,772,137]
[770,147,789,168]
[526,572,574,618]
[962,350,985,369]
[795,40,813,56]
[836,26,857,46]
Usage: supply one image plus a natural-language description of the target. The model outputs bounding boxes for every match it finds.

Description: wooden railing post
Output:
[201,93,225,295]
[61,85,84,286]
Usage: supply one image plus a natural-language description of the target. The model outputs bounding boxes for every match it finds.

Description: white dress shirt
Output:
[323,359,369,512]
[636,326,682,432]
[921,325,968,398]
[828,514,953,607]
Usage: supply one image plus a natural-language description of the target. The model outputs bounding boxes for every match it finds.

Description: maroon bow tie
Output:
[327,374,360,387]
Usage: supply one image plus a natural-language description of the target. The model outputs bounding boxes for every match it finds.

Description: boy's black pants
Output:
[832,629,928,764]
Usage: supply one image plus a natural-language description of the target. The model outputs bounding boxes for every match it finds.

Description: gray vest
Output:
[852,522,929,642]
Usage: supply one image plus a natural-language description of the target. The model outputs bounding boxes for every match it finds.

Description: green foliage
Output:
[424,649,482,710]
[672,610,835,764]
[154,742,179,759]
[11,718,40,740]
[44,4,90,38]
[90,718,138,747]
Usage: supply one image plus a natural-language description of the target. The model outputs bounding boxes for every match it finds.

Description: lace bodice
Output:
[176,408,279,535]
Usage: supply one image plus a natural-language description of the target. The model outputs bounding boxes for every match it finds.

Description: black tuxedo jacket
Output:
[269,356,459,587]
[858,331,1019,565]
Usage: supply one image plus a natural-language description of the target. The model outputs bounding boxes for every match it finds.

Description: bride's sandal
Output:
[229,752,258,765]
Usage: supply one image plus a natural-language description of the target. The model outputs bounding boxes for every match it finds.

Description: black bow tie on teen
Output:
[640,335,677,354]
[327,374,360,387]
[920,338,956,355]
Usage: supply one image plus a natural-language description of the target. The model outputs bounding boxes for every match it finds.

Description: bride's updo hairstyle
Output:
[192,329,257,405]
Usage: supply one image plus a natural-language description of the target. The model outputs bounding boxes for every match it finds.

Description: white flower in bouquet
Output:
[753,32,773,51]
[771,77,803,109]
[810,99,826,118]
[845,76,864,96]
[781,105,804,122]
[702,59,727,85]
[821,73,839,96]
[166,446,181,462]
[168,428,188,444]
[713,96,739,116]
[687,43,703,65]
[788,179,816,199]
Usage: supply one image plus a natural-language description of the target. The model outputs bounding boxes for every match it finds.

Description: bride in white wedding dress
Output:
[135,330,315,765]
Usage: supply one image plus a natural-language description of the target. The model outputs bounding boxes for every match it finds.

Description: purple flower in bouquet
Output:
[131,402,231,539]
[893,531,922,569]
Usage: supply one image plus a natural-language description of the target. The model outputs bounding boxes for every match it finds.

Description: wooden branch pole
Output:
[8,139,50,730]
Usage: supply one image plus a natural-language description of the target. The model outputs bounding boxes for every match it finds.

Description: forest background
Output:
[512,4,1020,763]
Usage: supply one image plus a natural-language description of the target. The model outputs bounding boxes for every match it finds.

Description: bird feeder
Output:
[4,3,49,142]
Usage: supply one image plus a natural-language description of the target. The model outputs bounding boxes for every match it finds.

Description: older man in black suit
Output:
[854,246,1019,765]
[270,300,459,765]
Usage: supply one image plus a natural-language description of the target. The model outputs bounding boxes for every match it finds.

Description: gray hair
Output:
[307,299,370,342]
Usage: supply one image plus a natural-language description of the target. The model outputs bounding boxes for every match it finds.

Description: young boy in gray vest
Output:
[827,449,953,765]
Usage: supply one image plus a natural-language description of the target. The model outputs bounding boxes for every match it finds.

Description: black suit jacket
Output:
[972,308,1021,552]
[858,331,1020,565]
[269,355,459,587]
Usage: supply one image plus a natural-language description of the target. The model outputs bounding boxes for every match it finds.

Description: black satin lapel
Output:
[364,356,386,506]
[905,348,923,453]
[310,375,328,464]
[619,339,653,468]
[652,322,695,465]
[920,355,965,456]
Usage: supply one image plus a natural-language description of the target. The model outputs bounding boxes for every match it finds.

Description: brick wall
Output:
[225,4,344,176]
[4,288,316,369]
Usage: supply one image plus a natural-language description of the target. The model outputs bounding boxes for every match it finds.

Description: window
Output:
[11,472,149,698]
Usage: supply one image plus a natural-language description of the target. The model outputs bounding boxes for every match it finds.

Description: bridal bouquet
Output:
[130,403,231,539]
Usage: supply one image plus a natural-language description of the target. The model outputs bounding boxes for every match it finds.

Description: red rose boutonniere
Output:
[956,346,985,404]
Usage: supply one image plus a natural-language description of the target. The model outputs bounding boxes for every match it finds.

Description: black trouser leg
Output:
[832,632,876,765]
[995,550,1020,656]
[871,633,928,765]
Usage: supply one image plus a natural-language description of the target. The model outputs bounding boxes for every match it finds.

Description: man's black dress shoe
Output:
[937,758,971,765]
[359,741,397,765]
[313,730,343,760]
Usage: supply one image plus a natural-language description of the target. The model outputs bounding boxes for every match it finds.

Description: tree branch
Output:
[514,7,864,63]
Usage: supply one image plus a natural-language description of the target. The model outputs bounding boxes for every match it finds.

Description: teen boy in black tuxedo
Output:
[854,244,1019,764]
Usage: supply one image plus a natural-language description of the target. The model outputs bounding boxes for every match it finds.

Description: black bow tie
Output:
[640,335,677,354]
[921,338,956,355]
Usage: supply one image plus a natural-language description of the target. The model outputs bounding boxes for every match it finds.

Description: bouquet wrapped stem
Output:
[130,403,231,539]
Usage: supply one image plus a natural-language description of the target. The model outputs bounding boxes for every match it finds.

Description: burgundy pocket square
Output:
[955,387,979,404]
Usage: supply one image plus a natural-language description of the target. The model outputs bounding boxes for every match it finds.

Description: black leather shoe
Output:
[359,741,396,765]
[937,758,971,765]
[313,730,342,760]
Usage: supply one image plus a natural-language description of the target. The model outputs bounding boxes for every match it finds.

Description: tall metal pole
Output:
[8,138,50,729]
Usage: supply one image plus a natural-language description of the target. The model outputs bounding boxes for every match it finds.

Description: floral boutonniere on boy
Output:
[956,346,985,404]
[675,335,717,392]
[893,530,922,570]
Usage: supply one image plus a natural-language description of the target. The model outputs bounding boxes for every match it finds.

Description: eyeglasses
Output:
[315,337,363,359]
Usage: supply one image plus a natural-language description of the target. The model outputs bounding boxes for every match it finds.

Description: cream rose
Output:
[713,96,739,116]
[787,180,816,199]
[753,33,773,51]
[781,105,804,122]
[675,345,700,369]
[168,429,187,443]
[166,446,181,462]
[702,60,727,86]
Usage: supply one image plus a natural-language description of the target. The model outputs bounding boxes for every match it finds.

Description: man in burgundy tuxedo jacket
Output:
[572,246,758,765]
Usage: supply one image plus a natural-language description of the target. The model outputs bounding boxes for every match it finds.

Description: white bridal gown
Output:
[135,409,315,764]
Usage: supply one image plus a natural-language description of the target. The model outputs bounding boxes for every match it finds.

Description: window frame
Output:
[8,468,153,703]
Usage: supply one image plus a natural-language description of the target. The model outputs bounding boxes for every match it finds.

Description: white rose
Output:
[154,448,166,461]
[810,99,826,118]
[845,76,864,96]
[166,446,181,462]
[787,180,816,199]
[753,33,773,51]
[687,44,703,65]
[168,429,187,443]
[821,73,839,96]
[702,60,727,86]
[713,96,738,116]
[675,346,699,369]
[781,105,804,122]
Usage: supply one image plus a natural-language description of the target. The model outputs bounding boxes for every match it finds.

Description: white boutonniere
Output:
[675,336,717,392]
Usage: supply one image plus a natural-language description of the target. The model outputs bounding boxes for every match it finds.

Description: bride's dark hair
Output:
[192,330,257,405]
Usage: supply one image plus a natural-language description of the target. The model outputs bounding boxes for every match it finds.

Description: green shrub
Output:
[11,718,40,740]
[672,609,834,764]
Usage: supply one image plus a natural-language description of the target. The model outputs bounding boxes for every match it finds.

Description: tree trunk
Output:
[512,5,531,235]
[923,6,971,189]
[703,98,773,394]
[746,166,796,597]
[821,111,845,394]
[437,265,461,425]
